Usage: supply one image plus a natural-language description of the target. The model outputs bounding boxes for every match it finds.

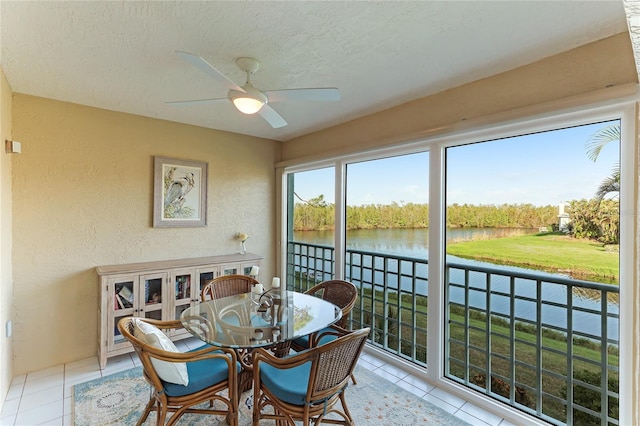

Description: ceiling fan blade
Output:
[175,51,244,92]
[165,97,228,106]
[265,88,340,103]
[258,105,287,128]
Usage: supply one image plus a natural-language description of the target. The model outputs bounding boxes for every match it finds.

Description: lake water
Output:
[293,228,619,339]
[295,227,540,257]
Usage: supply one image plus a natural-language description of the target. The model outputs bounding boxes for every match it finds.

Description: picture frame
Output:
[153,156,208,228]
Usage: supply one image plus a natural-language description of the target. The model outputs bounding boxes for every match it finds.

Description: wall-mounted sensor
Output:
[5,139,21,154]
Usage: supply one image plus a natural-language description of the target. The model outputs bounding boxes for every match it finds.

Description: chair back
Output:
[201,274,258,301]
[118,317,174,392]
[307,327,369,402]
[118,317,239,426]
[305,280,357,328]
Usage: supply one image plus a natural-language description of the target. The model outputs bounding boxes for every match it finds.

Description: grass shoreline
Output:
[446,231,619,283]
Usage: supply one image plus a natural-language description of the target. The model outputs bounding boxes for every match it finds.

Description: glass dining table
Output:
[180,289,342,392]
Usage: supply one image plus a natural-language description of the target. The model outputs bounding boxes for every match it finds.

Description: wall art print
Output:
[153,156,207,228]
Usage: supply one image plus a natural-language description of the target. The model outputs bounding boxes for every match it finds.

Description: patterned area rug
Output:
[74,365,469,425]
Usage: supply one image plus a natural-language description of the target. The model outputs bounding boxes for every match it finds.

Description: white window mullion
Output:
[334,161,346,280]
[617,103,637,426]
[427,143,445,382]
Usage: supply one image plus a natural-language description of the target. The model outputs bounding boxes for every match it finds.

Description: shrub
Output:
[560,369,619,425]
[471,374,535,408]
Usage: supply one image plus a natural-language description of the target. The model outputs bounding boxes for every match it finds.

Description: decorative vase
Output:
[240,240,247,254]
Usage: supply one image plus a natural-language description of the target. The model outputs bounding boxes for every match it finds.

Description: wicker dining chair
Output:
[200,274,258,301]
[252,327,370,426]
[117,317,239,426]
[290,279,357,352]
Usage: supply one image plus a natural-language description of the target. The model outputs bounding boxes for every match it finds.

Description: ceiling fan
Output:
[166,51,341,128]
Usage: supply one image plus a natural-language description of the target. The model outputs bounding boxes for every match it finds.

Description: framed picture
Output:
[153,156,207,228]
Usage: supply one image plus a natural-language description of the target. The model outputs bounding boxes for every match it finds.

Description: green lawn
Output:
[446,232,619,282]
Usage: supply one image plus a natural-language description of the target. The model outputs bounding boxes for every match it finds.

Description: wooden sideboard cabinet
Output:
[96,252,263,369]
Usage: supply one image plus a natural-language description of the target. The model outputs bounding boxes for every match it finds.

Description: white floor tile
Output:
[0,397,19,419]
[498,419,520,426]
[14,399,63,426]
[370,367,402,384]
[37,416,63,425]
[9,375,25,388]
[428,386,467,408]
[460,401,504,426]
[378,363,409,380]
[173,341,190,352]
[0,414,15,425]
[100,354,135,376]
[63,357,98,373]
[64,363,101,381]
[454,408,492,426]
[22,374,63,397]
[394,379,427,398]
[359,351,386,368]
[4,384,23,402]
[421,393,459,414]
[25,366,63,382]
[356,357,377,371]
[19,386,64,413]
[401,374,435,393]
[62,397,71,416]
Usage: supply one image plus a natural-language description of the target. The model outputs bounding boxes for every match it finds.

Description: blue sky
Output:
[292,120,619,207]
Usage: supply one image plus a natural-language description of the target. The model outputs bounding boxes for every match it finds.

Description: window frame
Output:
[278,98,637,425]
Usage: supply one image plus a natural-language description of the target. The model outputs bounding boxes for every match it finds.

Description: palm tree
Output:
[595,166,619,201]
[585,123,620,201]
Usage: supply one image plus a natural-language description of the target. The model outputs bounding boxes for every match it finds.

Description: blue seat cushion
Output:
[260,361,311,405]
[162,347,240,397]
[293,327,339,350]
[315,331,339,347]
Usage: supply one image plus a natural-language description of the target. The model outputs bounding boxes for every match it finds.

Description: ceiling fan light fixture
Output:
[232,96,263,114]
[171,52,339,128]
[229,88,267,115]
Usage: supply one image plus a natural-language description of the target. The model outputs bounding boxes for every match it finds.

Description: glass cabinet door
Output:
[108,275,138,350]
[170,269,196,338]
[219,264,239,276]
[140,272,166,321]
[196,266,217,299]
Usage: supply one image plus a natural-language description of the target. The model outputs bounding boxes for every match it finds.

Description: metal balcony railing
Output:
[286,240,619,426]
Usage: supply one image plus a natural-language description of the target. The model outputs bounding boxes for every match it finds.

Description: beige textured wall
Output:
[11,95,279,374]
[282,33,637,160]
[0,70,14,406]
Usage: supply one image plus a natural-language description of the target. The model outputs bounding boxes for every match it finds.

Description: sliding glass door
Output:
[444,120,622,425]
[344,153,430,364]
[285,167,336,290]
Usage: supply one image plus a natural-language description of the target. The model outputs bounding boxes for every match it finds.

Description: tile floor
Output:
[0,338,516,426]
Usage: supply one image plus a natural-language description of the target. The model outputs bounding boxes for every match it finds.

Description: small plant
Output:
[471,374,535,408]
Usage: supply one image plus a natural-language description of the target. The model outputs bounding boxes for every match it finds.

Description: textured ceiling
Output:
[0,1,634,142]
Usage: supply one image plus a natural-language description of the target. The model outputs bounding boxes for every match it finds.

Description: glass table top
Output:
[180,290,342,349]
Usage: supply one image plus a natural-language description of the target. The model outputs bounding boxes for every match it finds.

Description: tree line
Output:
[293,198,620,244]
[293,202,558,231]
